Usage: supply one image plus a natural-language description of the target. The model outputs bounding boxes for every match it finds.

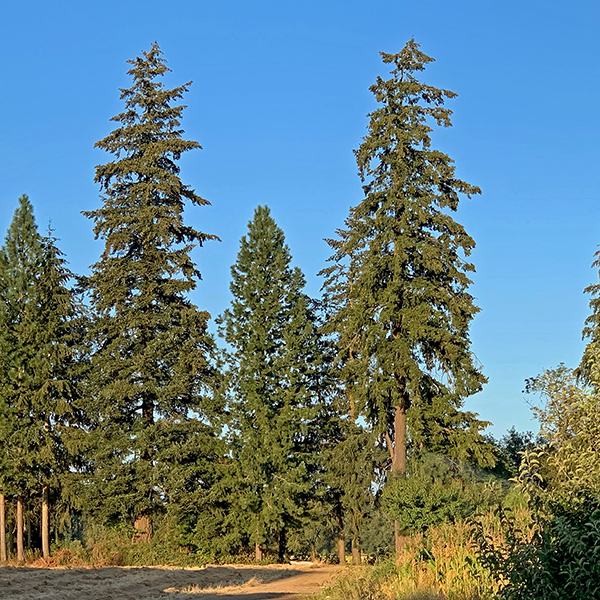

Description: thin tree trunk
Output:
[16,496,24,561]
[255,542,263,562]
[351,532,361,565]
[393,404,407,553]
[393,405,407,473]
[41,487,50,558]
[134,400,155,543]
[336,504,345,565]
[0,493,6,562]
[8,515,14,558]
[278,528,286,563]
[26,511,31,550]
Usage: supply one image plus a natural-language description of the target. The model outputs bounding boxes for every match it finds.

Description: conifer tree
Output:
[219,206,323,562]
[33,234,82,557]
[82,43,218,536]
[0,196,80,558]
[0,195,45,560]
[322,40,490,550]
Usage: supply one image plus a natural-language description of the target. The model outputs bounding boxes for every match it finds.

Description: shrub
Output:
[383,454,503,535]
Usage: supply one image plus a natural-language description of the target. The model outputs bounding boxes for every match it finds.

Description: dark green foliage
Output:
[476,493,600,600]
[81,43,219,528]
[323,421,387,554]
[383,454,501,535]
[357,508,395,558]
[486,428,537,480]
[0,196,81,519]
[0,195,45,498]
[218,205,324,558]
[321,39,490,471]
[408,398,495,467]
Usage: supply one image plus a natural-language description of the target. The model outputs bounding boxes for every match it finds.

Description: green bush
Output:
[476,501,600,600]
[475,367,600,599]
[383,454,503,535]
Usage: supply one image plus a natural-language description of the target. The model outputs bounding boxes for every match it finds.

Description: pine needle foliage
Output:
[321,40,490,472]
[82,43,219,529]
[0,196,80,499]
[219,205,324,559]
[0,195,45,498]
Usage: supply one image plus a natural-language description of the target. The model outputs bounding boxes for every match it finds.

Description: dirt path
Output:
[0,563,343,600]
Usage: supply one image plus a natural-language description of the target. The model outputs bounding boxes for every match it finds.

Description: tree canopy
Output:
[81,42,219,534]
[219,205,324,561]
[322,39,491,476]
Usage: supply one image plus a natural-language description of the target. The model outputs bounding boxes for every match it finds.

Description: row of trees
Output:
[0,40,532,563]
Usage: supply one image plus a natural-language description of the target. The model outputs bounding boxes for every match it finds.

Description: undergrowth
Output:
[316,509,533,600]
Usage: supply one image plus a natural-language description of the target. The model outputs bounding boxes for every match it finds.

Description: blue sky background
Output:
[1,1,599,436]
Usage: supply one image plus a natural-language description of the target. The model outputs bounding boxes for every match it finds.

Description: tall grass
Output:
[317,509,533,600]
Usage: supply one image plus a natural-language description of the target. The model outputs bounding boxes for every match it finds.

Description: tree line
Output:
[0,40,550,564]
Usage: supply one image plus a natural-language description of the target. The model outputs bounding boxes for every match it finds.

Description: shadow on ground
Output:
[0,564,319,600]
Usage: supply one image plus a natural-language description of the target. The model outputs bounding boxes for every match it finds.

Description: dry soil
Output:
[0,562,343,600]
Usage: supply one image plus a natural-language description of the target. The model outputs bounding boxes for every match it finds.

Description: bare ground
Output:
[0,562,343,600]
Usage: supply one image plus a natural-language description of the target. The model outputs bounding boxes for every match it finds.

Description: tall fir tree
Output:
[0,195,45,560]
[0,196,80,559]
[321,40,491,549]
[82,43,219,536]
[219,205,323,562]
[33,233,83,557]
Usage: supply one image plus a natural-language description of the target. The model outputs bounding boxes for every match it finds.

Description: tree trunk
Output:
[336,506,345,565]
[278,528,286,563]
[8,516,14,558]
[0,493,6,562]
[16,496,24,561]
[26,511,31,550]
[133,513,153,543]
[393,405,407,473]
[255,542,263,562]
[42,487,50,558]
[351,532,361,565]
[393,404,407,553]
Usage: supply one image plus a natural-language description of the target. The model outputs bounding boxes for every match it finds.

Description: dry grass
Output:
[165,575,264,594]
[317,510,535,600]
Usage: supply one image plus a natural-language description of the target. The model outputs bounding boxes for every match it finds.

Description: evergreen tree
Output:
[321,40,490,549]
[33,234,83,557]
[219,205,323,562]
[82,43,219,536]
[0,196,80,558]
[0,195,45,560]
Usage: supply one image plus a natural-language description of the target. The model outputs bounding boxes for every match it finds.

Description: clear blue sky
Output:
[2,1,599,437]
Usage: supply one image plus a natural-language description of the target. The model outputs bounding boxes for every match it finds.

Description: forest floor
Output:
[0,562,344,600]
